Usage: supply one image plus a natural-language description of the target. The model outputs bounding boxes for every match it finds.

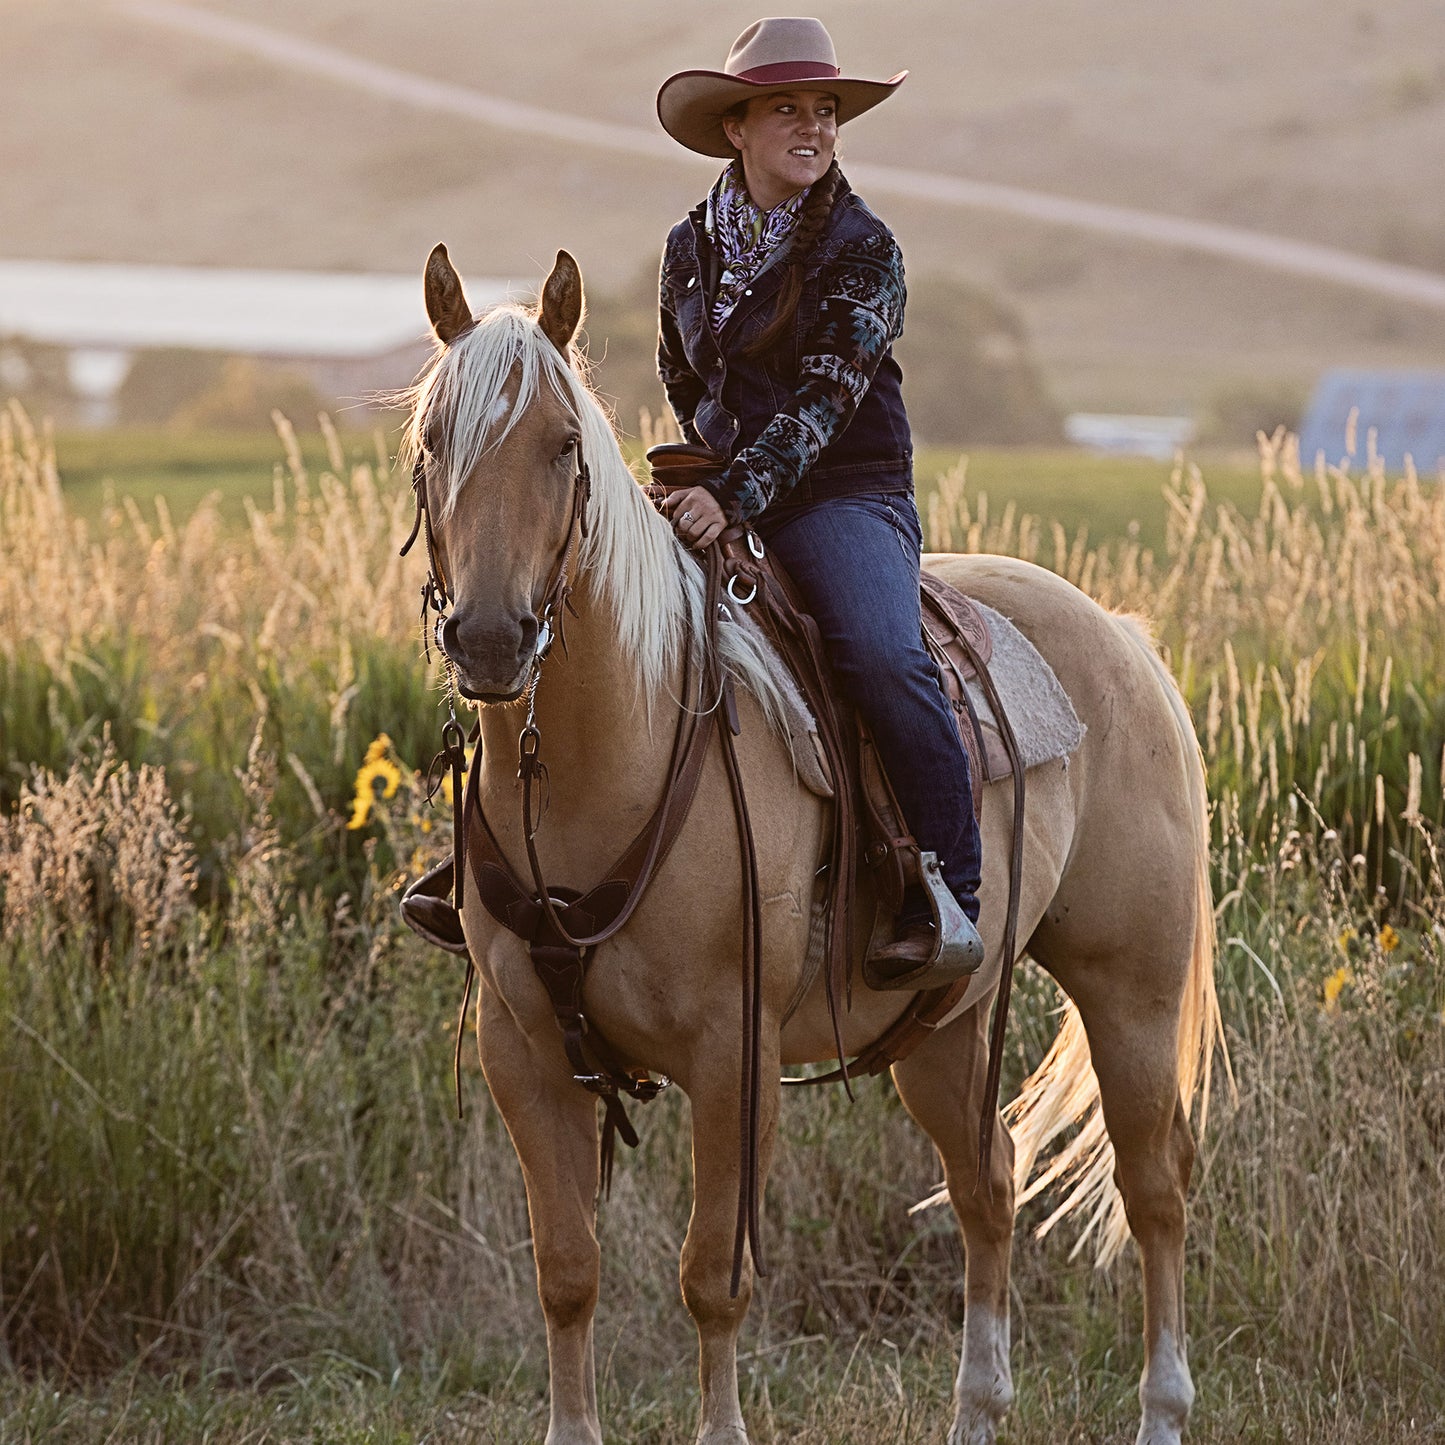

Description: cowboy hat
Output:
[657,18,907,159]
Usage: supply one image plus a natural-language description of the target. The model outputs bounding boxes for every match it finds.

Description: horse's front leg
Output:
[479,978,603,1445]
[677,1036,781,1445]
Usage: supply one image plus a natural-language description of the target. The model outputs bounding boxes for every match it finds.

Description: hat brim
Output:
[656,69,907,159]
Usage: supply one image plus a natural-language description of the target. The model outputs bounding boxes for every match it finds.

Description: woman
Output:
[655,18,983,986]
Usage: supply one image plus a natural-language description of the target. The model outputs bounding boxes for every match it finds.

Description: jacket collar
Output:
[686,170,854,337]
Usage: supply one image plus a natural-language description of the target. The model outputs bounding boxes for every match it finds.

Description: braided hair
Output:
[742,157,841,360]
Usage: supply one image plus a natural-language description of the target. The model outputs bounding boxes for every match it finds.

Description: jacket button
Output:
[687,277,696,288]
[744,288,752,296]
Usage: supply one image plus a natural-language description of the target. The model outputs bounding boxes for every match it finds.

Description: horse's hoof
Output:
[948,1415,999,1445]
[1136,1428,1184,1445]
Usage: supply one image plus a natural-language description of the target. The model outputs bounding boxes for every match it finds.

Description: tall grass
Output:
[1,402,1442,1434]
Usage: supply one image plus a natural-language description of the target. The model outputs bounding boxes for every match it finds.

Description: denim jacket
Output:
[657,173,913,524]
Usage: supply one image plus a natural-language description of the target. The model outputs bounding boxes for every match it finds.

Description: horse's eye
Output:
[557,437,579,462]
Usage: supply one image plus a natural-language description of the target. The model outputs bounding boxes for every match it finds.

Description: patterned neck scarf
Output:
[704,162,810,330]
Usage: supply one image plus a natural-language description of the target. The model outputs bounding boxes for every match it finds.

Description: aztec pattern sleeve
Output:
[707,229,906,522]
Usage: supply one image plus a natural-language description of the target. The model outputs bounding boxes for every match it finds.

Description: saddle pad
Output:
[965,600,1086,778]
[738,620,835,797]
[739,593,1084,798]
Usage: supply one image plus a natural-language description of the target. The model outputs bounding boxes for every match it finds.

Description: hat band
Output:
[732,60,843,85]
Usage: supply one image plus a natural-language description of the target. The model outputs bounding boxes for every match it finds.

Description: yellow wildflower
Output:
[1379,924,1400,953]
[1336,927,1356,953]
[347,747,403,831]
[1323,966,1351,1012]
[347,791,373,831]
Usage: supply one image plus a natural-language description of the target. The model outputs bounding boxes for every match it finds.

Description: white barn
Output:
[0,260,517,424]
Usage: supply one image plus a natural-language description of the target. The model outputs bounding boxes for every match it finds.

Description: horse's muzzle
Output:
[441,607,539,702]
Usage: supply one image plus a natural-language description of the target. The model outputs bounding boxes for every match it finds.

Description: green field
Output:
[2,413,1442,1442]
[50,424,400,527]
[49,423,1264,554]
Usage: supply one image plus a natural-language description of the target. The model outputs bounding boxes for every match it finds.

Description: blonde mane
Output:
[402,303,790,725]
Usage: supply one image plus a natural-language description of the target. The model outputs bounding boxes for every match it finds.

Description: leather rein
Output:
[401,429,769,1296]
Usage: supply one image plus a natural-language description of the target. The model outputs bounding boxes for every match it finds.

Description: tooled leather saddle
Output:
[645,443,1026,1080]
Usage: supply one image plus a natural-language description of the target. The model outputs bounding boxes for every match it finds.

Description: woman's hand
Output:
[660,486,729,550]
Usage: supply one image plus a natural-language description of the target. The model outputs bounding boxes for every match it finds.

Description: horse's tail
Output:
[1004,613,1227,1269]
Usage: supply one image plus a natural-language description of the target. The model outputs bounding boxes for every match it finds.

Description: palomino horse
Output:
[406,245,1222,1445]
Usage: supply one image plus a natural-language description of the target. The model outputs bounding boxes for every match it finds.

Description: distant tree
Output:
[1196,379,1307,447]
[579,268,1062,448]
[116,350,329,430]
[171,358,325,431]
[0,335,80,425]
[115,348,229,426]
[895,274,1065,447]
[576,269,664,440]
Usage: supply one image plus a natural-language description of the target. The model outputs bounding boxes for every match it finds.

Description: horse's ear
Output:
[424,243,474,345]
[537,250,584,356]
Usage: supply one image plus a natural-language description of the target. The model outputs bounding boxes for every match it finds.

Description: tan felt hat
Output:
[657,17,907,159]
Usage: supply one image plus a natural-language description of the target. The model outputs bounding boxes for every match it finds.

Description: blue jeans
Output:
[756,493,982,923]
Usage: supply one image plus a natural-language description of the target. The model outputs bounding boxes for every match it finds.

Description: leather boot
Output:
[864,911,984,992]
[400,856,470,956]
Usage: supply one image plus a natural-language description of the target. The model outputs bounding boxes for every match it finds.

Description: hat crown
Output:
[724,17,841,82]
[655,16,904,158]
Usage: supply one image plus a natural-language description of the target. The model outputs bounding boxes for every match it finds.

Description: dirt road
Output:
[123,0,1445,311]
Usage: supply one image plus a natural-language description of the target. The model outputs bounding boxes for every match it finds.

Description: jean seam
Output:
[883,495,919,561]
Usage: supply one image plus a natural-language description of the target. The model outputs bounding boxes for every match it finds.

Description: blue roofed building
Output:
[1298,370,1445,475]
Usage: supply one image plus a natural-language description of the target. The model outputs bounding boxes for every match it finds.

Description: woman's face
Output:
[721,89,837,210]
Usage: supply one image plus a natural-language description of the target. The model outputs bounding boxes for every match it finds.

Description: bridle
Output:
[399,431,593,680]
[399,410,595,1035]
[400,449,453,661]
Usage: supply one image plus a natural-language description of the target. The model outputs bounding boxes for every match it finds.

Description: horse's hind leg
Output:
[892,1006,1015,1445]
[1063,962,1197,1445]
[478,982,604,1445]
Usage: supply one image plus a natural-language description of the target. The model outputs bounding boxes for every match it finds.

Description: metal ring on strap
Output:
[726,573,759,606]
[747,530,766,560]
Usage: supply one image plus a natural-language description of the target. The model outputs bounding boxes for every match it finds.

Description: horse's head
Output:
[411,244,591,702]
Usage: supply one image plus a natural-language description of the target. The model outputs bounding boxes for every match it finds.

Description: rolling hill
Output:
[5,0,1444,413]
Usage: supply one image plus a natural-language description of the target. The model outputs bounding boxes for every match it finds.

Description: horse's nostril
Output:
[517,614,539,658]
[440,612,462,659]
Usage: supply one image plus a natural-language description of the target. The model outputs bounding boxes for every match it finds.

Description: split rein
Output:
[401,436,769,1296]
